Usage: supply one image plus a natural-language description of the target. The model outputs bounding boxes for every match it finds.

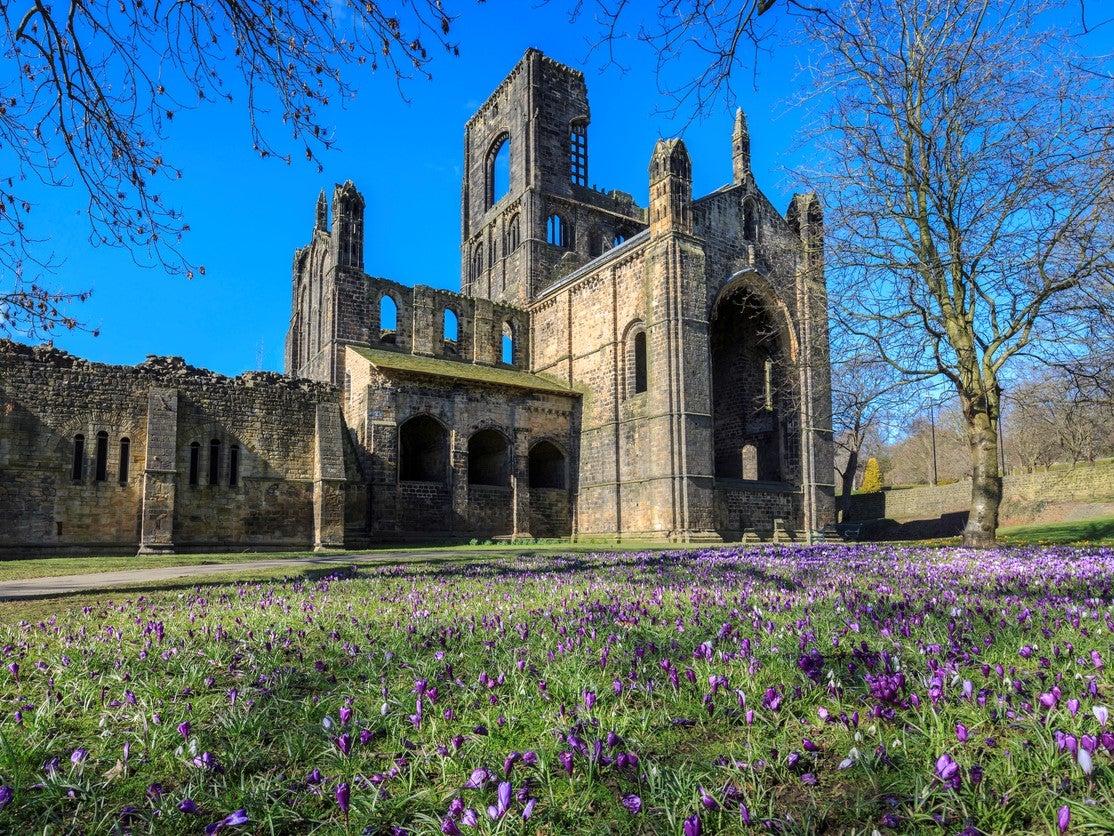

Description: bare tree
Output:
[830,350,908,519]
[800,0,1114,546]
[0,0,464,337]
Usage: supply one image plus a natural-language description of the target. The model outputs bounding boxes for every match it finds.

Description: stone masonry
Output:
[0,48,834,554]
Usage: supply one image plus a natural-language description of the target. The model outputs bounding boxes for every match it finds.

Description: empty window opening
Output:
[613,232,626,247]
[398,415,449,482]
[380,294,398,344]
[546,214,571,248]
[741,444,759,480]
[72,434,85,481]
[501,320,516,365]
[743,201,758,241]
[488,134,511,206]
[468,429,510,487]
[506,214,521,252]
[570,121,588,186]
[528,441,566,489]
[469,246,484,287]
[189,442,201,486]
[229,444,240,488]
[208,439,221,485]
[633,331,648,394]
[94,431,109,482]
[443,308,459,355]
[118,437,130,484]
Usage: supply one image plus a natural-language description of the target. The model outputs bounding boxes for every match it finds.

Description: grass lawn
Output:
[0,544,1112,833]
[996,516,1114,546]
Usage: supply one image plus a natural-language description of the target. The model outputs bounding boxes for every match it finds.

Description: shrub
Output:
[861,457,884,493]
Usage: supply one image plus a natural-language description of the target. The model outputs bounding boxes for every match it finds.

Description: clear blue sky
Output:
[23,1,1098,377]
[24,0,808,376]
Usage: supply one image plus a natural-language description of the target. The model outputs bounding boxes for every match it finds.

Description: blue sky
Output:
[25,0,809,376]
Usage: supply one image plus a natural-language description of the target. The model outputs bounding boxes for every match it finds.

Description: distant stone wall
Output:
[847,462,1114,521]
[0,342,350,554]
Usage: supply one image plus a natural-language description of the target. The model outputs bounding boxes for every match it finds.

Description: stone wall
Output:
[0,342,350,554]
[847,462,1114,521]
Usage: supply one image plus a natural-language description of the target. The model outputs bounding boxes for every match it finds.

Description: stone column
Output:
[313,403,346,551]
[138,388,178,555]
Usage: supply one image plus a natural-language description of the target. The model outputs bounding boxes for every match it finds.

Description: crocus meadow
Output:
[1,544,1113,833]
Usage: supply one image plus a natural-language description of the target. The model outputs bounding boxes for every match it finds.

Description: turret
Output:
[648,139,693,236]
[315,189,328,233]
[732,108,751,186]
[331,181,365,270]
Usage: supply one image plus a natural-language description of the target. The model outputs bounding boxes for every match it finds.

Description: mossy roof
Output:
[349,346,578,395]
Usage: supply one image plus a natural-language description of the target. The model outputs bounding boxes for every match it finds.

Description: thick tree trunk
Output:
[838,449,859,522]
[962,410,1001,548]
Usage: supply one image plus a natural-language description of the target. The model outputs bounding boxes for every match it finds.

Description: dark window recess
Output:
[229,445,240,487]
[528,441,566,489]
[209,439,221,485]
[94,431,109,482]
[72,434,85,481]
[189,442,200,486]
[399,415,449,482]
[468,429,510,486]
[633,331,648,394]
[118,437,130,483]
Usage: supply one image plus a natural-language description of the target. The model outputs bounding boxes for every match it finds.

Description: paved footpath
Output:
[0,550,481,601]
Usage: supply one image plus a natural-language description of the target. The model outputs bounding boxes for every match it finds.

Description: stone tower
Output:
[460,48,647,307]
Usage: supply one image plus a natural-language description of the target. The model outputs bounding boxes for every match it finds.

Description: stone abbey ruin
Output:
[0,49,834,554]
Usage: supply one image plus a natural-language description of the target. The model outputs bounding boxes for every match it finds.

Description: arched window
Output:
[188,442,201,486]
[118,437,130,484]
[741,444,759,480]
[528,441,567,489]
[380,294,398,344]
[398,415,449,482]
[71,434,85,481]
[487,134,511,207]
[501,320,516,366]
[94,431,109,482]
[613,232,626,247]
[208,439,221,485]
[743,200,758,241]
[546,214,571,248]
[633,331,648,394]
[469,246,485,286]
[506,214,521,253]
[443,308,459,355]
[570,121,588,186]
[468,429,510,487]
[229,444,240,488]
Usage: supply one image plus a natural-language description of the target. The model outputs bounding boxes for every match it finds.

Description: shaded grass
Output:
[0,540,676,583]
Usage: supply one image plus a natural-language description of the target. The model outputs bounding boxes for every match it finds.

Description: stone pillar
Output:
[138,388,178,555]
[511,426,531,538]
[313,403,347,551]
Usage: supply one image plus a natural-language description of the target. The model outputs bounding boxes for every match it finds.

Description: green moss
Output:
[350,346,578,394]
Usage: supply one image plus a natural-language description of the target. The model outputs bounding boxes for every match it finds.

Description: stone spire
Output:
[649,139,693,236]
[315,189,328,233]
[732,108,751,186]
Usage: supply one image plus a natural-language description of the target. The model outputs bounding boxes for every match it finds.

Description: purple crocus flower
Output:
[558,751,574,775]
[935,753,961,789]
[336,782,350,816]
[177,721,191,739]
[683,813,701,836]
[1058,804,1071,833]
[583,690,597,710]
[522,797,537,820]
[204,809,248,835]
[462,808,479,827]
[339,706,352,726]
[956,723,969,742]
[699,787,720,810]
[70,748,87,765]
[486,781,512,820]
[621,794,642,814]
[441,817,463,835]
[0,786,13,811]
[739,801,751,824]
[179,798,203,814]
[463,767,490,789]
[335,733,352,756]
